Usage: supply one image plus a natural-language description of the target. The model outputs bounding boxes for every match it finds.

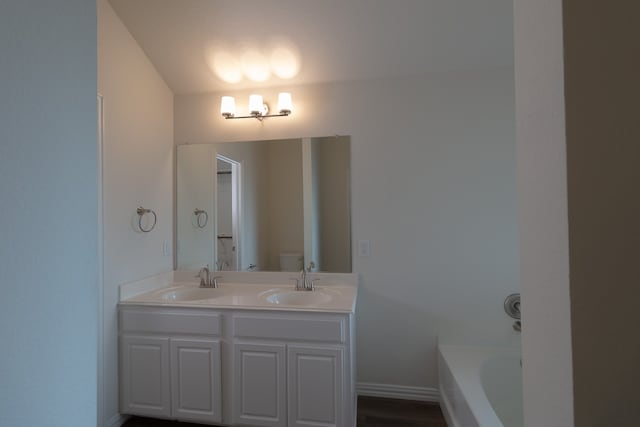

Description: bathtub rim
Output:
[438,344,521,427]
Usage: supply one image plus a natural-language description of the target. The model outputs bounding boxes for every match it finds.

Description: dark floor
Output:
[122,396,447,427]
[357,396,447,427]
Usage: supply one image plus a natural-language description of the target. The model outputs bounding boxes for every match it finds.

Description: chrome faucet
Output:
[295,269,317,291]
[196,266,221,288]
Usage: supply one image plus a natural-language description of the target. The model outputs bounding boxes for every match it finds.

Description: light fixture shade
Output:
[277,92,293,115]
[220,96,236,118]
[249,94,264,116]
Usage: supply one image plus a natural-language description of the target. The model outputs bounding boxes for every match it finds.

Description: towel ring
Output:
[504,293,521,320]
[136,207,157,233]
[194,209,208,228]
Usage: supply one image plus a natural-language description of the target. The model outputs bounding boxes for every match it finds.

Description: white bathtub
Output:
[438,345,523,427]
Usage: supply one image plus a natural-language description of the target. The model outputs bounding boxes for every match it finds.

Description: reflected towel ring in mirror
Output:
[136,207,157,233]
[194,208,208,228]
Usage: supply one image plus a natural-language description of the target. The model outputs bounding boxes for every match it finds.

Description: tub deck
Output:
[438,345,522,427]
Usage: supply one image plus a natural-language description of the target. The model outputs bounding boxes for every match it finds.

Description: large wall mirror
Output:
[177,136,351,273]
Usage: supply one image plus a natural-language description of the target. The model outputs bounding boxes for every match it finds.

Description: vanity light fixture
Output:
[220,92,293,121]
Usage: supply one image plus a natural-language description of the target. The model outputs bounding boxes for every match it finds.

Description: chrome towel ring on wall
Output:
[504,293,521,332]
[194,208,208,228]
[504,293,521,319]
[136,207,157,232]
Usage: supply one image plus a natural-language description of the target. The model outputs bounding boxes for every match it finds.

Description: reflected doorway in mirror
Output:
[216,155,241,272]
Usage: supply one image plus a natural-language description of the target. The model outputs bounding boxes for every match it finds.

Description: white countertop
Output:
[119,271,358,314]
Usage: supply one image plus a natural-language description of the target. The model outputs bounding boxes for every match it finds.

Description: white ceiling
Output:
[108,0,514,95]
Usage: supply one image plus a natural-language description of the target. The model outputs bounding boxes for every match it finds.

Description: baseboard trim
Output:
[356,382,440,402]
[105,413,130,427]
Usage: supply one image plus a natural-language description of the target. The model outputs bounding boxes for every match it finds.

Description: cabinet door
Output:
[233,342,287,427]
[170,339,222,424]
[288,345,344,427]
[120,335,171,418]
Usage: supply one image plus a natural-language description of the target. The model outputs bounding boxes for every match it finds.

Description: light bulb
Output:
[277,92,293,115]
[249,94,264,116]
[220,96,235,118]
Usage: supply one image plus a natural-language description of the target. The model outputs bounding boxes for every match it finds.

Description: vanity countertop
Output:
[119,271,358,314]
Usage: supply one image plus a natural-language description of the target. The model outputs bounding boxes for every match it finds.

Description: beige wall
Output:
[563,0,640,425]
[98,0,174,423]
[175,69,519,392]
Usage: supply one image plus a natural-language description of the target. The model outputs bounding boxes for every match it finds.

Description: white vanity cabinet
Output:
[119,308,223,424]
[119,305,356,427]
[232,313,353,427]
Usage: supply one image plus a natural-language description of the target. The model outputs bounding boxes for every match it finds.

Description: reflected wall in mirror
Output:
[177,136,351,273]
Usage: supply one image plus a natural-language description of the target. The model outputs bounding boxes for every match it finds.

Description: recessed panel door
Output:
[170,339,222,423]
[288,345,344,427]
[120,336,171,418]
[233,342,287,427]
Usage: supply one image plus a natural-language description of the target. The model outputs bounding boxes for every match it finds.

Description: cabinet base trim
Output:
[356,382,439,402]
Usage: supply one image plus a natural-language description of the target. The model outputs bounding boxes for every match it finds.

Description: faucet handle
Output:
[210,275,223,288]
[196,266,210,287]
[290,277,301,290]
[197,274,207,287]
[309,278,320,291]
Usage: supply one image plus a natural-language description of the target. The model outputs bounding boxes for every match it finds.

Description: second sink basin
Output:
[266,290,333,306]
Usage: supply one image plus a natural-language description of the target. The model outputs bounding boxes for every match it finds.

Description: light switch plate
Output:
[358,240,371,257]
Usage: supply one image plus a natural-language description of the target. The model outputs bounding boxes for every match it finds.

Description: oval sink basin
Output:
[159,287,227,301]
[266,291,333,306]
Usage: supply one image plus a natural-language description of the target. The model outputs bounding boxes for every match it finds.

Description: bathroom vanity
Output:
[118,272,357,427]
